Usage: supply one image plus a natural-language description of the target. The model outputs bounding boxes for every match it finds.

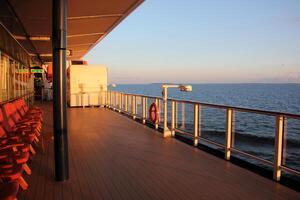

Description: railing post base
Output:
[163,129,172,138]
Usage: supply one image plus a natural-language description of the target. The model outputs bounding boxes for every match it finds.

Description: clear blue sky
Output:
[84,0,300,84]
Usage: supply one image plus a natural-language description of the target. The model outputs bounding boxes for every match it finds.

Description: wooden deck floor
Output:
[18,102,299,200]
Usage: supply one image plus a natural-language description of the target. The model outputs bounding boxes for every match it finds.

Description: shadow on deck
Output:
[18,102,299,200]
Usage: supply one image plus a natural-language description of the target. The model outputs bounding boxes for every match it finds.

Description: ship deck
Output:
[18,102,299,200]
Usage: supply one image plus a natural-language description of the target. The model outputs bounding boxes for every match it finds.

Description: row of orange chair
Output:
[0,98,42,200]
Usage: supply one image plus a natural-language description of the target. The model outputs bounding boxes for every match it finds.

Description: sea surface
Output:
[111,84,300,172]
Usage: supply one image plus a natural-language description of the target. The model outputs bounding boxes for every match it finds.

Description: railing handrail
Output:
[0,91,34,106]
[108,90,300,119]
[168,97,300,119]
[109,90,162,100]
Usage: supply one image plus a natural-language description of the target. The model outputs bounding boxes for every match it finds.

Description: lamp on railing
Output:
[161,84,192,137]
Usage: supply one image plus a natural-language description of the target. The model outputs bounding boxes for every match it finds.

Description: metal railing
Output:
[98,90,300,181]
[0,91,35,107]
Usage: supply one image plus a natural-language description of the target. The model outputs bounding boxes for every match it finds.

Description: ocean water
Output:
[111,84,300,172]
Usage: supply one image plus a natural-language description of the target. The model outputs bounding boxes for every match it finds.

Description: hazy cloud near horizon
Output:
[84,0,300,84]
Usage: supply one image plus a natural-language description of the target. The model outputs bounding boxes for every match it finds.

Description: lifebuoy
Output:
[149,102,159,123]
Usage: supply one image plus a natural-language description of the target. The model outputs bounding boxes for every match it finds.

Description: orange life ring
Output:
[149,102,159,123]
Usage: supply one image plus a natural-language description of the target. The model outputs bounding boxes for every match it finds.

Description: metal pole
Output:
[142,97,146,124]
[119,93,121,112]
[193,104,199,146]
[181,103,185,129]
[162,87,170,137]
[109,91,112,108]
[225,109,233,160]
[273,115,284,181]
[132,95,136,119]
[114,91,117,110]
[106,91,109,107]
[125,94,128,112]
[171,100,175,137]
[52,0,69,181]
[155,98,159,130]
[175,102,178,128]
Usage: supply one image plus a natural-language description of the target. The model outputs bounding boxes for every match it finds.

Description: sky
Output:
[84,0,300,84]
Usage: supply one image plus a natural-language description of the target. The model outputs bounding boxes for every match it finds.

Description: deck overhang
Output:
[0,0,144,182]
[0,0,144,64]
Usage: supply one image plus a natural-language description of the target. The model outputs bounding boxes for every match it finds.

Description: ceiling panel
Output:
[68,17,119,35]
[68,0,139,17]
[0,0,144,63]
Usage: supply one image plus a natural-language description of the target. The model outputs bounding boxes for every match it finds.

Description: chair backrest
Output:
[19,98,29,113]
[14,99,26,117]
[3,103,22,124]
[0,125,6,138]
[0,104,17,132]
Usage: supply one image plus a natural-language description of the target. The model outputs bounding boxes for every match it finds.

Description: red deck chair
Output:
[10,100,44,152]
[0,126,30,190]
[0,126,31,154]
[14,100,42,125]
[0,181,19,200]
[0,109,36,155]
[1,105,40,143]
[0,165,28,190]
[0,151,31,176]
[3,103,42,136]
[0,123,32,176]
[18,98,42,118]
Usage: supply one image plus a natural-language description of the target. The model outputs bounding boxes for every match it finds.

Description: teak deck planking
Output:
[18,102,300,200]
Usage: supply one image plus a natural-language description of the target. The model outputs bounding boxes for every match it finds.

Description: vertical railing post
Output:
[181,103,185,129]
[112,91,116,110]
[111,91,113,109]
[106,91,109,107]
[115,92,117,109]
[109,91,113,108]
[175,102,178,128]
[171,100,176,137]
[145,97,148,120]
[142,97,146,124]
[113,91,115,108]
[113,92,116,110]
[225,109,233,160]
[110,91,112,108]
[132,95,136,119]
[155,98,159,130]
[162,86,171,137]
[109,90,111,108]
[119,92,123,112]
[273,115,284,181]
[125,94,128,112]
[193,104,199,146]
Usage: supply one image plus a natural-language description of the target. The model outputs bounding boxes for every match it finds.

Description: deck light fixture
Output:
[161,84,192,137]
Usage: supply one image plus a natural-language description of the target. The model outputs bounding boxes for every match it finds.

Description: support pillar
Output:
[52,0,69,181]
